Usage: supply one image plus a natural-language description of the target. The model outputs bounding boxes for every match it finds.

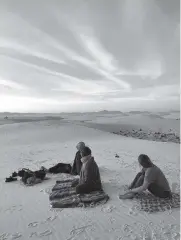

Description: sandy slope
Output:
[62,112,180,135]
[0,120,180,240]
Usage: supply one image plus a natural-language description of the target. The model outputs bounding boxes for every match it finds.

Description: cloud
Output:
[0,79,27,90]
[0,0,179,112]
[0,40,66,65]
[71,25,131,90]
[79,33,117,73]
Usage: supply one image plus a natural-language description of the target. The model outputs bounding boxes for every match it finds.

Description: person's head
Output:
[80,146,91,157]
[138,154,153,168]
[76,142,85,151]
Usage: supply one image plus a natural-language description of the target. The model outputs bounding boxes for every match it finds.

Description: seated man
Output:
[41,142,85,175]
[122,154,171,199]
[71,142,85,175]
[73,146,102,194]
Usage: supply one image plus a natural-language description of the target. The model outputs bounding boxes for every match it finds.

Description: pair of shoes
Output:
[5,177,18,182]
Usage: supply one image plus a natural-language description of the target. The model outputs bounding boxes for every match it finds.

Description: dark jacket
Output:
[79,156,102,190]
[71,151,82,175]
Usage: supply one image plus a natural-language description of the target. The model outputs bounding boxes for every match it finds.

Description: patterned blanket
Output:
[49,179,109,208]
[133,192,180,213]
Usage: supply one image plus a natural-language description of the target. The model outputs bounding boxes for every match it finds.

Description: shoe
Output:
[5,177,18,182]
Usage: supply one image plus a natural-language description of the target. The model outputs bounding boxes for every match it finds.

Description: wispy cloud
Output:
[79,33,117,73]
[0,0,179,112]
[0,79,27,90]
[71,25,131,90]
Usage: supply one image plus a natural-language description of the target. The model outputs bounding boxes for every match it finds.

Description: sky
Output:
[0,0,180,113]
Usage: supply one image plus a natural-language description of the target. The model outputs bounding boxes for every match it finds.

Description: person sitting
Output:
[73,146,102,194]
[37,142,85,175]
[122,154,171,199]
[71,142,85,175]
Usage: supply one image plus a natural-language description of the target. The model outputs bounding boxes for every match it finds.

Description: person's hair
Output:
[76,142,85,151]
[138,154,153,168]
[80,146,91,157]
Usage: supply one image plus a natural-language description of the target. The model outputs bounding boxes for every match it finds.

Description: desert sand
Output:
[0,112,180,240]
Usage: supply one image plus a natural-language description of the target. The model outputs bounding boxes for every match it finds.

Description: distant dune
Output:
[0,111,179,144]
[0,115,64,125]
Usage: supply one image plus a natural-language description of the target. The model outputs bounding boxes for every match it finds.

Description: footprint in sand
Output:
[161,224,180,240]
[28,222,39,228]
[122,224,133,234]
[28,216,57,228]
[50,209,63,213]
[101,205,116,213]
[171,232,180,240]
[29,230,52,238]
[0,233,22,240]
[29,232,38,238]
[38,230,52,237]
[109,217,116,224]
[161,224,179,237]
[69,225,92,238]
[41,215,58,224]
[162,231,172,240]
[4,205,23,213]
[10,233,22,239]
[168,224,180,232]
[128,206,139,216]
[45,216,57,222]
[0,233,9,240]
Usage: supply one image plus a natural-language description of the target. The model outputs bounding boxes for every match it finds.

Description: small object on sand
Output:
[115,154,120,158]
[5,177,18,182]
[119,192,135,200]
[40,166,48,173]
[12,172,18,177]
[26,177,42,185]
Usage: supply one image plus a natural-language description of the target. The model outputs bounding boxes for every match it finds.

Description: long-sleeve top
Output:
[79,156,102,189]
[71,151,82,175]
[131,165,171,193]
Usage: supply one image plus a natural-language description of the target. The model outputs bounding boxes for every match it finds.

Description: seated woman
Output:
[121,154,171,199]
[73,146,102,194]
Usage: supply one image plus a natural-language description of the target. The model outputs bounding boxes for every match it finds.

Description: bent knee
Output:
[75,184,83,194]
